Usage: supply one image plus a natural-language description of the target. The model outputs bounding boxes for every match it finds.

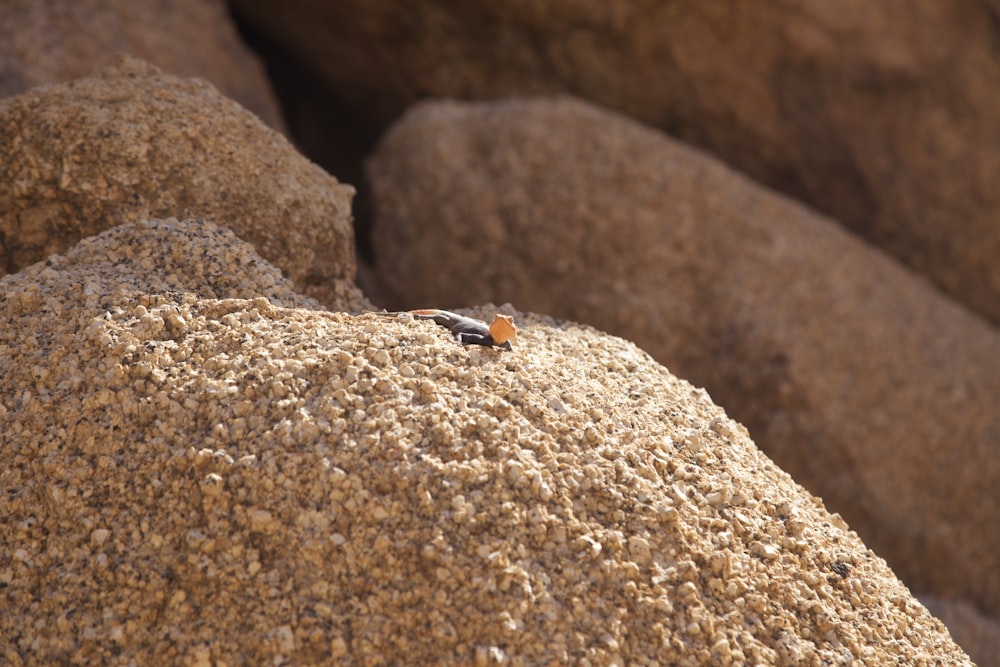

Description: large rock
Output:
[0,0,284,131]
[0,56,362,310]
[366,97,1000,626]
[0,219,970,665]
[230,0,1000,324]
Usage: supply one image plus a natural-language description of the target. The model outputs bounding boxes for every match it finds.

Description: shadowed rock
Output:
[367,97,1000,626]
[923,596,1000,667]
[0,56,360,309]
[231,0,1000,324]
[0,0,285,131]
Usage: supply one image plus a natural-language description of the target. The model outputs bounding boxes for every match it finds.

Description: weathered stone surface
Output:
[0,219,970,665]
[0,56,360,309]
[367,97,1000,625]
[231,0,1000,324]
[0,0,285,131]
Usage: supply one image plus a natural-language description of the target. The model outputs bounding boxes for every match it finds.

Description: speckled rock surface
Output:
[367,97,1000,627]
[0,0,284,131]
[230,0,1000,325]
[0,219,970,665]
[0,55,357,308]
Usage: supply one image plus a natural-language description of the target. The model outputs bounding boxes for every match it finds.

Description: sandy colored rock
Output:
[0,219,970,665]
[0,0,285,132]
[367,97,1000,622]
[0,55,361,309]
[231,0,1000,324]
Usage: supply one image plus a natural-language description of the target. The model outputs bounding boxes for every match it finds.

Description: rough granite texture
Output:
[367,97,1000,628]
[0,55,361,310]
[0,0,285,132]
[230,0,1000,325]
[0,219,971,665]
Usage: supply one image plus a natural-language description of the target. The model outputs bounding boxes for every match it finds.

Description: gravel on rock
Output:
[0,219,969,665]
